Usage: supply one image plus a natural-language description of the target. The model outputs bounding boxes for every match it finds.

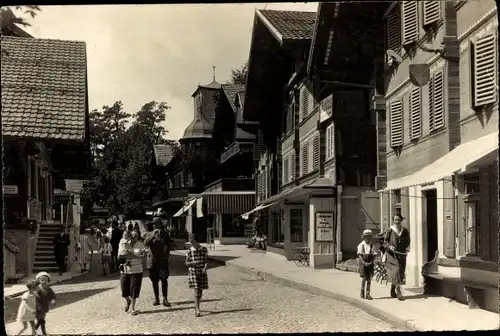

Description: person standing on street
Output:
[144,217,173,307]
[357,229,377,300]
[78,228,93,273]
[110,221,123,273]
[185,233,208,317]
[53,226,70,275]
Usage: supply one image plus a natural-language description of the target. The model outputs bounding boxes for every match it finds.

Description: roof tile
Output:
[153,144,175,166]
[1,36,88,141]
[222,84,245,114]
[258,9,316,41]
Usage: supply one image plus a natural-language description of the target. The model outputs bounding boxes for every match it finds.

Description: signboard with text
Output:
[319,95,333,123]
[315,212,335,242]
[3,185,18,195]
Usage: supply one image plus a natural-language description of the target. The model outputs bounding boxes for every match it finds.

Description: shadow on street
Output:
[204,308,253,315]
[4,287,114,324]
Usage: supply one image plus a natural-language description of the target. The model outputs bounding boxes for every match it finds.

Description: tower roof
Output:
[180,112,214,141]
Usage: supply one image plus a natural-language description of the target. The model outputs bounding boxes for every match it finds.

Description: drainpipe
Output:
[335,181,343,266]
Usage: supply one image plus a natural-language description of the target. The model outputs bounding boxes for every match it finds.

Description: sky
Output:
[16,3,319,140]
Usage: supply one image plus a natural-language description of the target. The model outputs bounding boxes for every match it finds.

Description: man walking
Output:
[110,221,123,273]
[144,217,174,307]
[53,226,70,275]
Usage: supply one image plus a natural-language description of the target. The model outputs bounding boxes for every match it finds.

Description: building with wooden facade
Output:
[2,35,91,275]
[375,1,498,312]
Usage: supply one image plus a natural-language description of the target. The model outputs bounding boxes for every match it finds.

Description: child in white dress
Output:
[101,236,112,275]
[16,279,38,335]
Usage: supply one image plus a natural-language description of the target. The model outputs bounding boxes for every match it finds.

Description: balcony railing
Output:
[220,141,254,164]
[204,178,255,192]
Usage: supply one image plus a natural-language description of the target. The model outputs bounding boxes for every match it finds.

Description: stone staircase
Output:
[33,223,61,273]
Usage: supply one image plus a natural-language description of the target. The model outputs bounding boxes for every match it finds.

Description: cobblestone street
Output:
[5,253,402,334]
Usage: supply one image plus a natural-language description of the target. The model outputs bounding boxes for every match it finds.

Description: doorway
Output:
[423,189,438,262]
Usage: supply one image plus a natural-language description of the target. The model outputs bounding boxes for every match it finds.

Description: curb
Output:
[208,256,418,332]
[4,271,87,300]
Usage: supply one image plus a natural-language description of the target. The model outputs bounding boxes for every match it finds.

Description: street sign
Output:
[3,185,18,195]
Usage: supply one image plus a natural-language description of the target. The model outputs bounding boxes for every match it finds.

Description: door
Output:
[424,190,438,262]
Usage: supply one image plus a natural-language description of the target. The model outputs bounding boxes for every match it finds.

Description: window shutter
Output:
[402,1,418,45]
[423,1,441,26]
[313,80,320,108]
[301,142,309,175]
[428,75,435,131]
[326,126,331,160]
[283,157,289,185]
[291,152,296,181]
[387,6,401,51]
[473,34,497,107]
[313,135,320,170]
[433,71,445,129]
[390,100,404,147]
[409,87,422,140]
[301,86,309,119]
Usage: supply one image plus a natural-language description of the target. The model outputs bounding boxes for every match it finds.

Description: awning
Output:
[384,131,498,191]
[203,191,255,215]
[173,198,197,218]
[241,202,279,220]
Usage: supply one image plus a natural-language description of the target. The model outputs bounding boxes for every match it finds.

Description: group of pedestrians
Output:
[357,213,410,301]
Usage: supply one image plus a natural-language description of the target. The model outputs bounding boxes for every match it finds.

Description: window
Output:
[423,1,441,26]
[290,209,303,243]
[37,167,42,200]
[222,214,245,237]
[429,70,445,131]
[471,34,497,107]
[463,173,480,256]
[409,87,422,140]
[29,158,37,199]
[301,142,309,176]
[326,124,335,160]
[313,135,320,171]
[282,157,289,185]
[290,152,296,182]
[389,100,403,147]
[286,103,295,134]
[386,5,401,52]
[402,1,418,46]
[194,93,202,114]
[301,85,309,119]
[272,210,285,246]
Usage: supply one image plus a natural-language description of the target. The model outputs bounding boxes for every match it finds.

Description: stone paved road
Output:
[5,253,403,334]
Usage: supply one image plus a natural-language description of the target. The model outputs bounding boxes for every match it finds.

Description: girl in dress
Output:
[357,229,377,300]
[101,236,113,276]
[16,279,38,335]
[78,228,93,273]
[185,233,208,317]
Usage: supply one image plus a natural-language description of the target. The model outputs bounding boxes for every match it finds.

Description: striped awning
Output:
[203,191,255,215]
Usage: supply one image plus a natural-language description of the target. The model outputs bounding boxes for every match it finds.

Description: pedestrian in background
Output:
[133,222,142,241]
[78,228,93,273]
[185,233,208,317]
[110,221,123,272]
[144,217,173,307]
[34,272,56,336]
[16,279,38,335]
[53,226,70,275]
[101,236,113,276]
[357,229,377,300]
[118,230,146,316]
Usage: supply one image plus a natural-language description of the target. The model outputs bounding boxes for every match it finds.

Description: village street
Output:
[5,253,402,334]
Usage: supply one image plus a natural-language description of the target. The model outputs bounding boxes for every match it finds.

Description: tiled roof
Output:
[1,36,88,141]
[258,9,316,42]
[153,144,175,166]
[222,84,245,113]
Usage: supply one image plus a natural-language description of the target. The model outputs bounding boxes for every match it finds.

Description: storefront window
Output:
[222,214,244,237]
[290,209,303,242]
[272,211,284,247]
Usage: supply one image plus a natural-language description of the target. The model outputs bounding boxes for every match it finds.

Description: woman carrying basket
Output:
[383,214,410,301]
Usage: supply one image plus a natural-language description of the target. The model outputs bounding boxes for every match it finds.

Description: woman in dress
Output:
[383,214,410,301]
[185,233,208,317]
[118,230,146,316]
[78,228,93,273]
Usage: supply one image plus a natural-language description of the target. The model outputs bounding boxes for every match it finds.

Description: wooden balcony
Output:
[220,142,254,164]
[204,178,255,192]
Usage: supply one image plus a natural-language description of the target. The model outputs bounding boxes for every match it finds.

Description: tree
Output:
[228,62,248,85]
[134,101,170,144]
[89,101,129,158]
[0,6,40,28]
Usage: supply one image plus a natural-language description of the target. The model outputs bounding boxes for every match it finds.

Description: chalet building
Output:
[375,1,498,312]
[2,36,91,275]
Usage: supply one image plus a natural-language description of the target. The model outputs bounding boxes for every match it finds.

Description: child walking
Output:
[16,279,38,336]
[185,233,208,317]
[101,236,113,275]
[34,272,56,336]
[357,229,377,300]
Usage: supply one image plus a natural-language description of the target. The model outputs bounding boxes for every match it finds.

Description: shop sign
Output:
[3,185,18,195]
[315,212,334,242]
[319,95,333,123]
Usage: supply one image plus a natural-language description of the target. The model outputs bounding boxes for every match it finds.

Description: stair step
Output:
[35,255,56,260]
[36,250,55,255]
[34,262,58,268]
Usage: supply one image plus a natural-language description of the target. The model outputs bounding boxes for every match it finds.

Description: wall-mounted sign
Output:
[3,185,18,195]
[315,212,334,242]
[319,95,333,123]
[445,212,452,221]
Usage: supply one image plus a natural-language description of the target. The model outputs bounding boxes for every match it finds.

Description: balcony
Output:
[204,178,255,192]
[220,142,254,164]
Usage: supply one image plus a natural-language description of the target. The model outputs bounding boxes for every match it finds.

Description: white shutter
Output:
[313,135,320,171]
[313,80,320,108]
[433,71,445,129]
[301,142,309,176]
[291,152,296,181]
[473,34,497,107]
[409,87,422,140]
[387,6,401,52]
[390,100,404,147]
[402,1,418,45]
[326,125,332,160]
[428,74,435,131]
[423,1,441,26]
[283,157,289,185]
[301,85,309,119]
